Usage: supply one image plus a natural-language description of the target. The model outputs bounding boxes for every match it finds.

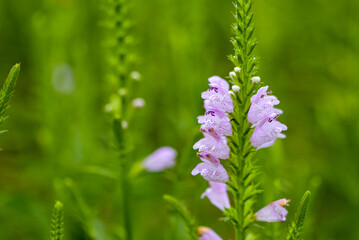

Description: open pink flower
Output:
[248,86,282,125]
[192,161,229,183]
[201,182,230,211]
[193,135,230,160]
[249,113,287,150]
[254,198,290,222]
[198,110,232,138]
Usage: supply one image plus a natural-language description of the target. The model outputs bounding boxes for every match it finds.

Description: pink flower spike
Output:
[198,227,223,240]
[142,147,177,172]
[254,198,290,222]
[201,182,230,211]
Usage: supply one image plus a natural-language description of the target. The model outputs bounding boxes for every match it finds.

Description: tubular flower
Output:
[192,160,229,183]
[142,147,177,172]
[254,198,290,222]
[248,86,287,149]
[201,182,230,211]
[192,76,233,183]
[198,227,223,240]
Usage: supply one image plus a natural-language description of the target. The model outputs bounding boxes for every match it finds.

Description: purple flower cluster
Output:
[248,86,287,149]
[192,76,233,183]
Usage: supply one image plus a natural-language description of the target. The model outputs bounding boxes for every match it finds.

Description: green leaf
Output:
[287,191,311,240]
[163,195,198,240]
[50,201,64,240]
[0,63,20,127]
[80,165,118,180]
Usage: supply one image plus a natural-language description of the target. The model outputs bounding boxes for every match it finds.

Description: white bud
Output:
[229,71,236,80]
[229,90,235,96]
[130,71,141,81]
[251,76,261,83]
[104,103,113,112]
[118,88,127,96]
[132,98,145,108]
[232,85,240,92]
[121,120,128,129]
[234,67,241,73]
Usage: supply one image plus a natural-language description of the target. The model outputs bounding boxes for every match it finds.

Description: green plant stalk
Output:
[117,139,132,240]
[105,0,134,238]
[227,0,260,239]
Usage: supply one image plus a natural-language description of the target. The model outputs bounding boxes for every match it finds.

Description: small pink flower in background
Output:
[131,98,145,108]
[197,226,223,240]
[254,198,290,222]
[142,147,176,172]
[201,182,230,211]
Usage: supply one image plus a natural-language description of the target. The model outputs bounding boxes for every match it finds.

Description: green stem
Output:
[229,0,259,239]
[120,162,132,240]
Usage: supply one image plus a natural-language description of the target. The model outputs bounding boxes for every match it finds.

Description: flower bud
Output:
[121,120,128,129]
[229,71,236,80]
[234,67,241,73]
[118,88,127,96]
[130,71,141,81]
[251,76,261,83]
[232,85,240,92]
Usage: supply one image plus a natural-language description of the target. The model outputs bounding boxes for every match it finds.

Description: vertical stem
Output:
[120,162,132,240]
[236,0,249,238]
[230,0,258,239]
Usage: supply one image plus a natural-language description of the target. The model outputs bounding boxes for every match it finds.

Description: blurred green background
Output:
[1,0,359,239]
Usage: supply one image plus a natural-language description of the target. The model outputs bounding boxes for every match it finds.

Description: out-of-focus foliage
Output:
[0,0,358,239]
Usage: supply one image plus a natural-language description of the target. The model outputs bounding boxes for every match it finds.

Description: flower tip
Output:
[251,76,261,83]
[229,71,236,80]
[279,199,291,207]
[197,226,211,235]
